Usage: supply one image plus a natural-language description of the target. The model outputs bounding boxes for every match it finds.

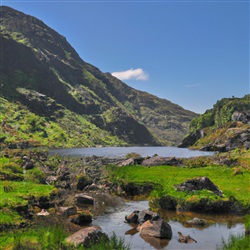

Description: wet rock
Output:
[178,232,197,243]
[75,194,94,207]
[175,176,223,197]
[186,217,207,226]
[139,219,172,239]
[66,226,108,247]
[138,210,160,224]
[141,156,179,167]
[125,210,139,223]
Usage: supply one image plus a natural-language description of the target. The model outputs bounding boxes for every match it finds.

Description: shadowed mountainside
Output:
[0,6,197,147]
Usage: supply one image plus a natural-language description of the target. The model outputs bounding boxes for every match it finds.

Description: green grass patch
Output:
[0,181,55,209]
[108,165,250,206]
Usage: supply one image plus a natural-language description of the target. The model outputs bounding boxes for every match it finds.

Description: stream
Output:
[92,200,245,250]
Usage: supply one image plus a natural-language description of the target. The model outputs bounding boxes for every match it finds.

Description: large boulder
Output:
[139,219,172,239]
[66,226,108,247]
[70,213,93,226]
[175,176,223,197]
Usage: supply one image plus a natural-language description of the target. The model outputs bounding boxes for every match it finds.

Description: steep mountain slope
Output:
[0,6,196,147]
[179,95,250,151]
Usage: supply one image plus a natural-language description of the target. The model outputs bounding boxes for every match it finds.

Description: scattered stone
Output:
[66,226,108,247]
[178,232,197,243]
[36,209,49,216]
[141,156,179,167]
[186,217,207,226]
[75,194,94,207]
[46,175,58,185]
[118,157,144,167]
[58,206,77,217]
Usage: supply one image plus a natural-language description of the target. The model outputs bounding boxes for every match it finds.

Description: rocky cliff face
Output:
[0,6,196,147]
[179,95,250,151]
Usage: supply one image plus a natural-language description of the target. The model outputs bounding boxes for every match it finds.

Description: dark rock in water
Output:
[178,232,197,243]
[186,217,207,226]
[139,219,172,239]
[141,156,179,167]
[175,176,223,197]
[66,226,108,247]
[125,210,139,223]
[138,210,160,224]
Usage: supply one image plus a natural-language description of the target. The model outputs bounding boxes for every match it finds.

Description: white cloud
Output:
[112,68,148,81]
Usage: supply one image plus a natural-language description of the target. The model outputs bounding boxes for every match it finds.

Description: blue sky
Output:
[2,0,249,113]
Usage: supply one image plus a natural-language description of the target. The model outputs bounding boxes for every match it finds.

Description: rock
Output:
[186,217,207,226]
[178,129,205,148]
[178,232,197,243]
[125,210,139,223]
[36,209,49,216]
[70,213,93,226]
[139,219,172,239]
[58,206,77,217]
[75,194,94,207]
[77,176,92,190]
[175,176,223,197]
[66,226,108,247]
[141,156,179,167]
[118,157,144,167]
[125,210,160,224]
[138,210,160,224]
[46,176,58,185]
[22,156,34,170]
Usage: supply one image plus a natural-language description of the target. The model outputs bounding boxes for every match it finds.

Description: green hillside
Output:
[0,6,196,148]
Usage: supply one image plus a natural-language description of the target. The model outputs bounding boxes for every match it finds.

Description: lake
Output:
[49,146,214,158]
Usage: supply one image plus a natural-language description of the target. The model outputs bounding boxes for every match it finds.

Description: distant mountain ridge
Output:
[0,6,197,148]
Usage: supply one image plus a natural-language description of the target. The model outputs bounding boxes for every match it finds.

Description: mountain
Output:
[179,95,250,151]
[0,6,197,148]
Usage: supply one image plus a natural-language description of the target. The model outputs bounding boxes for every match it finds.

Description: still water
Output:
[49,146,214,158]
[92,200,245,250]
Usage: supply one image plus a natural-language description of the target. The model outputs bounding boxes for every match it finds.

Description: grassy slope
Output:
[109,159,250,208]
[0,97,126,148]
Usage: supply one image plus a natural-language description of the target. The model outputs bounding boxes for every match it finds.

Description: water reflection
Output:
[92,200,245,250]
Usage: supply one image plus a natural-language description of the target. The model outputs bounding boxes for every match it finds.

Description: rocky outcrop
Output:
[178,130,205,148]
[175,176,223,197]
[121,182,154,197]
[66,226,108,247]
[141,156,180,166]
[186,217,207,226]
[125,210,159,224]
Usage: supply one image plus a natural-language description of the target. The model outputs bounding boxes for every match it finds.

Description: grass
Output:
[218,234,250,250]
[108,165,250,207]
[0,226,131,250]
[0,181,55,209]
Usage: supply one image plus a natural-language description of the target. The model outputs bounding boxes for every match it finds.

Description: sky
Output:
[1,0,249,114]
